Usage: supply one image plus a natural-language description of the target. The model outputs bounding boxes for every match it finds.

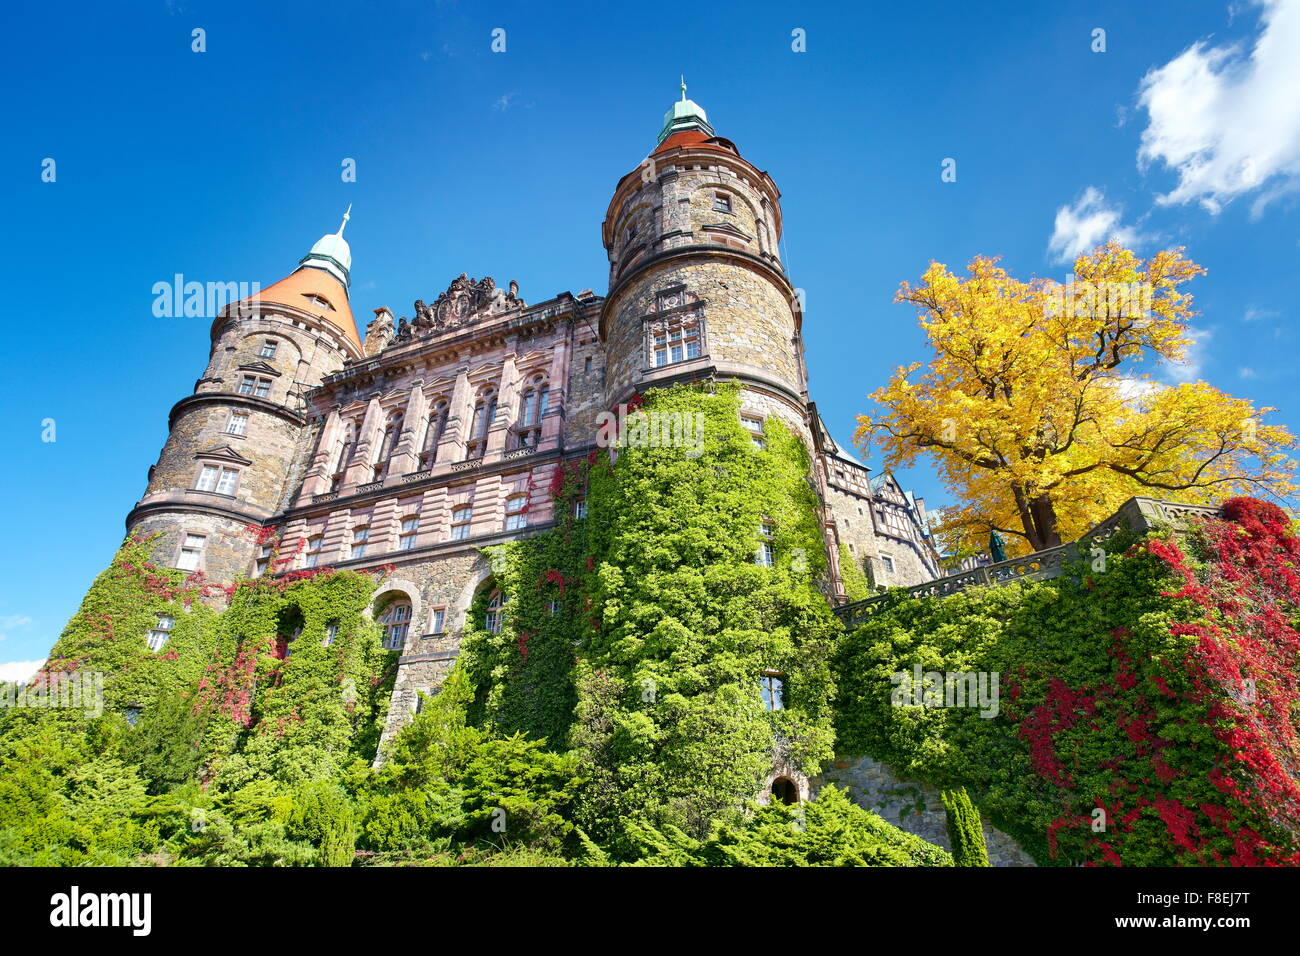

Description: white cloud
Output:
[1165,326,1213,383]
[1136,0,1300,215]
[1244,305,1280,321]
[1240,366,1257,378]
[493,92,519,112]
[0,660,45,684]
[1047,187,1141,264]
[0,614,32,643]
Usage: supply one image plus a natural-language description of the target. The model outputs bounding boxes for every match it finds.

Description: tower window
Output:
[584,356,593,374]
[379,600,411,651]
[880,554,895,574]
[176,534,206,571]
[451,505,473,541]
[259,340,278,359]
[760,673,785,711]
[225,413,248,436]
[239,375,271,398]
[399,516,419,550]
[650,316,702,368]
[713,192,732,213]
[196,464,240,496]
[430,607,446,634]
[505,494,528,531]
[303,536,323,568]
[146,614,174,652]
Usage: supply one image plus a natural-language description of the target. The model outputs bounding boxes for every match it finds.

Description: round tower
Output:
[126,211,364,586]
[600,84,810,434]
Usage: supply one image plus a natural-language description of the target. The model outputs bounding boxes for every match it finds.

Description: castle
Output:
[122,89,940,744]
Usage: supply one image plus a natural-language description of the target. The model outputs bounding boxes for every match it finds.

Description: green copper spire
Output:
[657,77,714,145]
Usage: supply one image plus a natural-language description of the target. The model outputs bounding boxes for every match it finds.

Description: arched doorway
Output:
[770,776,800,805]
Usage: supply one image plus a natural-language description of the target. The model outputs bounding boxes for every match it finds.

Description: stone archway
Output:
[759,767,810,805]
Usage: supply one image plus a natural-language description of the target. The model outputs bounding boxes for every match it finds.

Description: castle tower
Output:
[600,83,810,433]
[126,211,364,585]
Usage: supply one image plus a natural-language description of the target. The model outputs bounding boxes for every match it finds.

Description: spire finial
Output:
[337,203,352,237]
[680,75,687,101]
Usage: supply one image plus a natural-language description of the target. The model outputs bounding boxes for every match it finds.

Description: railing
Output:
[835,497,1223,628]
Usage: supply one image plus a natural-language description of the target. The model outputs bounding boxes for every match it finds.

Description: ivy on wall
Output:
[835,498,1300,866]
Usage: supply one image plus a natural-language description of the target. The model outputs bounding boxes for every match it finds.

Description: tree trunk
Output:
[1014,490,1063,552]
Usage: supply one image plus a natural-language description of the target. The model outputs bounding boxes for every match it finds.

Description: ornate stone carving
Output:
[401,275,528,341]
[364,307,395,356]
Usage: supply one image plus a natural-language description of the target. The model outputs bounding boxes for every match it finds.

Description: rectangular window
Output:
[351,527,369,559]
[584,356,593,374]
[176,534,205,571]
[303,538,322,569]
[255,379,270,398]
[259,340,277,358]
[196,465,219,491]
[760,674,785,711]
[238,376,256,395]
[881,555,895,574]
[505,496,527,531]
[226,413,248,436]
[430,608,446,634]
[573,499,588,519]
[714,192,732,213]
[147,614,174,652]
[652,320,702,368]
[215,467,239,496]
[756,521,775,567]
[323,622,339,646]
[399,516,419,551]
[255,542,273,576]
[451,506,472,541]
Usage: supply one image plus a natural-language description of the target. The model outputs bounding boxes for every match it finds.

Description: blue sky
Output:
[2,0,1298,674]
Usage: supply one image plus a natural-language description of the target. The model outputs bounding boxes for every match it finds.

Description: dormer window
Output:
[304,293,334,311]
[713,192,732,213]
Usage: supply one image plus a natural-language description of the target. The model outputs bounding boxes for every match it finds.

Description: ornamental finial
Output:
[337,203,352,237]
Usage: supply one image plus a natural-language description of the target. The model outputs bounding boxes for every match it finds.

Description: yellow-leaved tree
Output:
[855,242,1296,556]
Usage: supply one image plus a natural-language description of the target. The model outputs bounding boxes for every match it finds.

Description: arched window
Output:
[333,424,355,489]
[375,412,403,480]
[420,400,449,469]
[516,377,549,449]
[379,600,412,651]
[484,589,507,634]
[468,391,496,459]
[770,776,799,805]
